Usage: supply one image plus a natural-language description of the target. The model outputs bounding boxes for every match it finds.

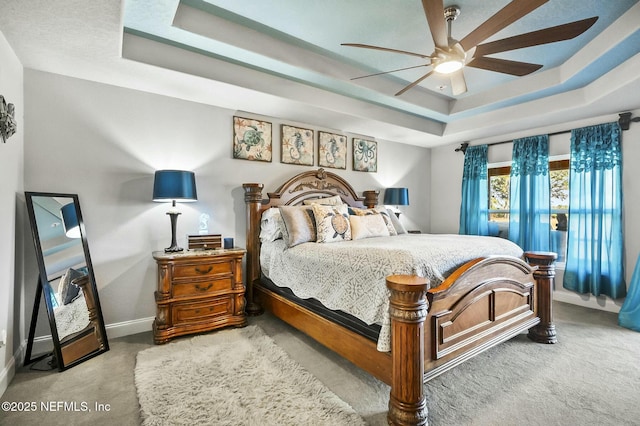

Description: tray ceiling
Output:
[1,0,639,147]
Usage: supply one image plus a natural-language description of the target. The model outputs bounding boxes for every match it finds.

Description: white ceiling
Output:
[1,0,639,147]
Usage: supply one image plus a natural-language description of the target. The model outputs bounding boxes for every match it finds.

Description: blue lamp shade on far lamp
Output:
[384,188,409,218]
[61,202,81,239]
[384,188,409,206]
[153,170,198,252]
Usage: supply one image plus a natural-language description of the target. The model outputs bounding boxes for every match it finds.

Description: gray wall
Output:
[0,29,24,396]
[430,111,640,312]
[22,69,431,338]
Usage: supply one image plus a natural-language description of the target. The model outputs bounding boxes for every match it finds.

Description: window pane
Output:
[550,163,569,262]
[489,173,510,239]
[550,168,569,211]
[489,174,510,212]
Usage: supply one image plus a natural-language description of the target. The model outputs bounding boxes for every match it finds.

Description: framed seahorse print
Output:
[318,131,347,170]
[281,125,314,166]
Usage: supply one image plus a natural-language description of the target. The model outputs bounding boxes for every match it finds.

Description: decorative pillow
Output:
[312,204,351,243]
[349,214,390,240]
[260,208,284,242]
[279,205,317,247]
[349,206,397,236]
[387,208,407,234]
[59,268,85,305]
[302,194,344,206]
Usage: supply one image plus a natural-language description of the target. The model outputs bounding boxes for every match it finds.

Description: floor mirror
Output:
[24,192,109,371]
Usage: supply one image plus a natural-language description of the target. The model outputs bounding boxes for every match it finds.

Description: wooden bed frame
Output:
[243,168,557,426]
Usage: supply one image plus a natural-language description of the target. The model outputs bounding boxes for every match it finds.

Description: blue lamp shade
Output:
[383,188,409,206]
[153,170,197,202]
[61,202,81,239]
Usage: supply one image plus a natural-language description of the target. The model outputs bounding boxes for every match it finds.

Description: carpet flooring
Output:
[2,302,639,426]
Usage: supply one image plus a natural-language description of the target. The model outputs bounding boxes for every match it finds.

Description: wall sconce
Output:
[383,187,409,217]
[153,170,198,252]
[0,95,17,143]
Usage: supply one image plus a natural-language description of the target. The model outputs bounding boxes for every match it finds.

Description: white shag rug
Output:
[135,325,365,426]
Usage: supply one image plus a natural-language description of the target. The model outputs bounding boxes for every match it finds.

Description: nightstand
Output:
[152,248,247,344]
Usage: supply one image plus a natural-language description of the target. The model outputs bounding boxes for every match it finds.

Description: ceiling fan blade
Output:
[450,70,467,95]
[395,70,434,96]
[350,64,431,80]
[341,43,430,59]
[421,0,448,49]
[467,56,542,76]
[475,17,598,56]
[459,0,549,52]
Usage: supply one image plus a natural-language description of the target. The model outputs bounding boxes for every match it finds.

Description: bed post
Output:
[243,183,264,316]
[524,251,557,344]
[387,275,429,426]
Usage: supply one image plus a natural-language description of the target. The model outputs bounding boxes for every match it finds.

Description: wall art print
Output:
[352,138,377,172]
[318,131,347,170]
[281,125,314,166]
[0,95,17,143]
[233,116,272,162]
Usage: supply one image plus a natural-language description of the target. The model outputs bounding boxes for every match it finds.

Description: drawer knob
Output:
[195,283,213,292]
[195,266,213,274]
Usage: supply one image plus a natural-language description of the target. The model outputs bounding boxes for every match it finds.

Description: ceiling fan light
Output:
[434,59,464,74]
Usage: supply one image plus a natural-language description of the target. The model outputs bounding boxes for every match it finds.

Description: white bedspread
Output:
[54,289,90,340]
[261,233,523,351]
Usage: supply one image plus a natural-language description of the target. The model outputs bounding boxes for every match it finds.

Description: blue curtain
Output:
[459,145,489,236]
[619,253,640,331]
[508,135,551,252]
[563,122,625,298]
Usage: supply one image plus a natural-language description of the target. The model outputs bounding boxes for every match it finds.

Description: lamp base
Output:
[164,245,184,253]
[164,211,184,253]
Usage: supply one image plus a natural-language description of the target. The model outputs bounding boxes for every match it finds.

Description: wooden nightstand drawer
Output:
[173,260,232,279]
[172,278,233,298]
[172,297,232,324]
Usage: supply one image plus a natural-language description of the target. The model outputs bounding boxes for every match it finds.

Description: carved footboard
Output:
[386,253,556,426]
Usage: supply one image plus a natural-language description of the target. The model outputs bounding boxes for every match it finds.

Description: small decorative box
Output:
[187,234,222,250]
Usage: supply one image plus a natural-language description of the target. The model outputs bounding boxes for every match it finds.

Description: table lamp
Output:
[153,170,197,252]
[61,202,81,238]
[383,187,409,217]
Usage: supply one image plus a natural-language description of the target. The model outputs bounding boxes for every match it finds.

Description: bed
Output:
[243,168,557,425]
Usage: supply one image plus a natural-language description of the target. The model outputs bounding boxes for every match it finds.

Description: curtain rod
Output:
[455,112,639,154]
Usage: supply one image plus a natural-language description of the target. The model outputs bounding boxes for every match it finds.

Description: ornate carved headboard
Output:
[242,168,378,314]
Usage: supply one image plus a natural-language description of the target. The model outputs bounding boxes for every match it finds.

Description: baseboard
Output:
[105,316,154,339]
[0,347,18,398]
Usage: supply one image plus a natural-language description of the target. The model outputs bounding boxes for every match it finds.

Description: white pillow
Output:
[349,214,390,240]
[350,206,397,236]
[387,208,407,234]
[259,208,284,242]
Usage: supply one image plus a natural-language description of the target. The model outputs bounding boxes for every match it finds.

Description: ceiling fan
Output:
[342,0,598,96]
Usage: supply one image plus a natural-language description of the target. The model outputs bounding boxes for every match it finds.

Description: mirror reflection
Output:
[33,196,90,340]
[25,192,109,371]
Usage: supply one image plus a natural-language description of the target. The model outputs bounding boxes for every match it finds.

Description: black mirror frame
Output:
[24,192,109,371]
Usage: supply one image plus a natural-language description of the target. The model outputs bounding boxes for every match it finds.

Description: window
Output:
[488,159,569,261]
